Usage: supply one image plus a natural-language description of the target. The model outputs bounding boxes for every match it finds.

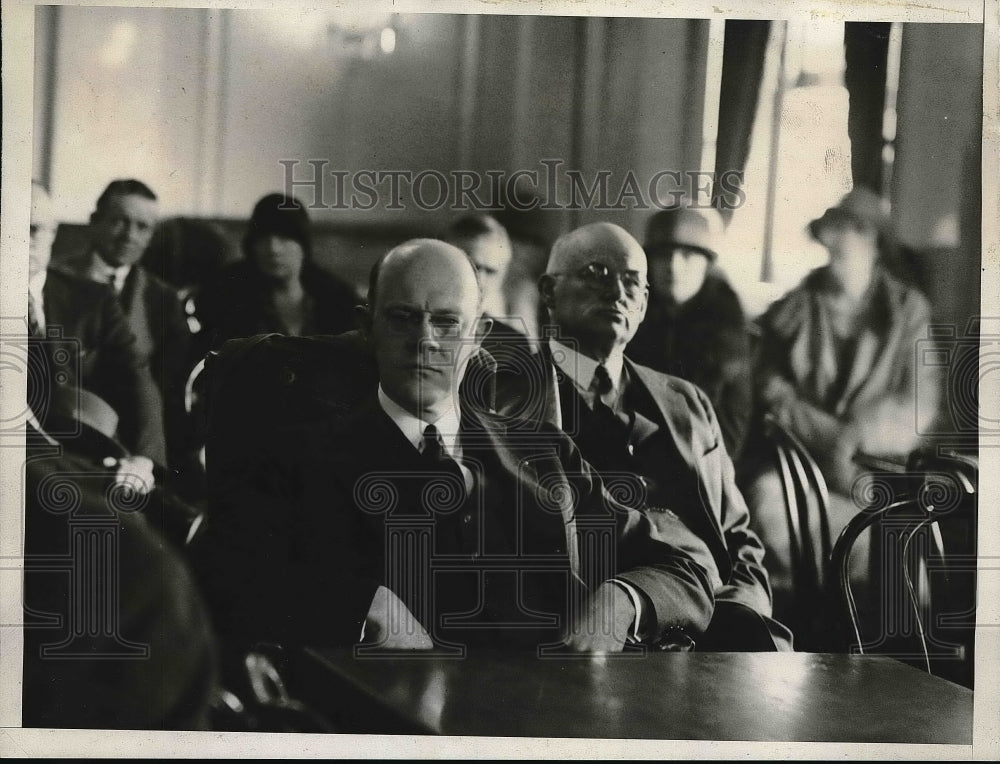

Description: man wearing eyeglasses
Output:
[494,222,789,650]
[198,238,720,654]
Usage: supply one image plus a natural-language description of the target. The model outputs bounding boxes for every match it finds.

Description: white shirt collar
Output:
[377,385,462,458]
[28,271,47,321]
[549,338,624,403]
[88,252,131,293]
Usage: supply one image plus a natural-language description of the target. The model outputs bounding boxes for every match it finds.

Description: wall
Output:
[893,22,984,329]
[35,7,709,244]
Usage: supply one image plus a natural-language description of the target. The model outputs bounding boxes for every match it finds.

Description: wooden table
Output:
[294,649,972,743]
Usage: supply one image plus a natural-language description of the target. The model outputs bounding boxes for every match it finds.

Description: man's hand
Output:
[104,455,155,495]
[361,585,434,650]
[561,582,636,654]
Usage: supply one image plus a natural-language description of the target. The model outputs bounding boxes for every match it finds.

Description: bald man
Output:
[200,238,719,654]
[494,222,788,650]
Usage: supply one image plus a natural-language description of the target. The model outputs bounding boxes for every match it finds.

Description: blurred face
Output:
[29,184,56,279]
[648,247,710,305]
[455,232,512,317]
[91,193,158,268]
[817,219,878,282]
[251,235,305,283]
[541,225,649,360]
[364,244,485,420]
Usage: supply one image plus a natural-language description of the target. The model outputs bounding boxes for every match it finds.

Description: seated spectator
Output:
[196,239,718,654]
[29,181,167,467]
[54,179,194,478]
[494,221,787,650]
[197,193,358,348]
[627,207,751,458]
[445,213,537,378]
[744,186,939,598]
[22,416,216,729]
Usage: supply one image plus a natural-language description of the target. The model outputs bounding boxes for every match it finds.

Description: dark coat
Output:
[22,429,216,729]
[56,255,192,470]
[196,260,359,351]
[37,269,167,464]
[195,334,718,652]
[627,272,752,458]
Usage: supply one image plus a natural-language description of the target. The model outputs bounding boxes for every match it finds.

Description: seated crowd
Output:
[22,178,939,729]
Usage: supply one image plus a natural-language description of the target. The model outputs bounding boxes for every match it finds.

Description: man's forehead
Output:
[379,260,479,310]
[569,237,646,271]
[102,193,158,217]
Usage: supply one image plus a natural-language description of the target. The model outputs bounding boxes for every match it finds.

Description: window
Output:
[720,20,864,317]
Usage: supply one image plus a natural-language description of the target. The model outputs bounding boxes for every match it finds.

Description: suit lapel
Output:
[627,360,699,470]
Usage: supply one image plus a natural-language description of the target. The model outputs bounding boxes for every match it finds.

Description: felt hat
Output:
[643,207,722,261]
[809,186,891,240]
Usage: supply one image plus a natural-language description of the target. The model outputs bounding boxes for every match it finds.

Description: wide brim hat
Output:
[643,207,722,261]
[809,186,891,240]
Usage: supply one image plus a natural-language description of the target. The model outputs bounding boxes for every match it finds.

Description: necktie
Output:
[590,363,632,430]
[421,424,470,501]
[592,364,614,399]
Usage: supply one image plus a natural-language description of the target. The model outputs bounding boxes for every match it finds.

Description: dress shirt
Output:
[377,386,461,458]
[547,339,647,644]
[549,338,624,410]
[28,272,47,333]
[377,386,473,493]
[88,252,131,294]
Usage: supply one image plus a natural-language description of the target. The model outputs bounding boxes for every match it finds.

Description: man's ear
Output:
[474,315,493,344]
[537,273,556,309]
[355,304,373,341]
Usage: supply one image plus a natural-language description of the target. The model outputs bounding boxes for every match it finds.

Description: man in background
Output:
[445,213,535,352]
[55,179,191,474]
[29,181,166,469]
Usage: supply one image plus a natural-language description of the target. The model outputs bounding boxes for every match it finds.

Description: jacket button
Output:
[627,443,635,455]
[462,513,472,524]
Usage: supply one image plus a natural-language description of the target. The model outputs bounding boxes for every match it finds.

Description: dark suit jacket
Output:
[38,269,167,464]
[22,429,216,729]
[495,346,772,620]
[197,343,719,651]
[57,255,192,470]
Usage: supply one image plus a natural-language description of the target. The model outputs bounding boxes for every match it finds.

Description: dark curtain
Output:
[844,22,892,193]
[712,20,771,222]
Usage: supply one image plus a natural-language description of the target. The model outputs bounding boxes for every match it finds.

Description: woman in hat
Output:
[744,186,940,606]
[197,193,358,349]
[627,206,752,459]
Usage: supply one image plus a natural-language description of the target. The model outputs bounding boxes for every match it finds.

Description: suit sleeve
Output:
[97,291,167,464]
[556,429,719,639]
[692,385,773,616]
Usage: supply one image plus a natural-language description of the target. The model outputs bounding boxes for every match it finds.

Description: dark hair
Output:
[242,193,313,263]
[94,179,157,215]
[444,213,510,245]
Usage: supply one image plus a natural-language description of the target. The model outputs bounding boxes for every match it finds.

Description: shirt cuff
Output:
[607,578,647,643]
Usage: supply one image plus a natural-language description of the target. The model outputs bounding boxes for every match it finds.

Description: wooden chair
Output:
[831,447,977,687]
[761,412,835,650]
